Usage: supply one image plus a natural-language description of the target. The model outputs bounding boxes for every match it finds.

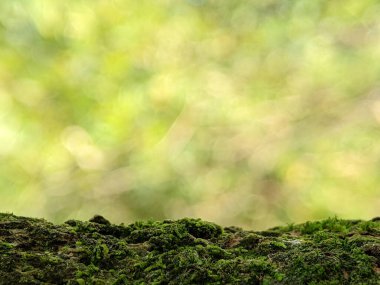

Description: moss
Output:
[0,213,379,284]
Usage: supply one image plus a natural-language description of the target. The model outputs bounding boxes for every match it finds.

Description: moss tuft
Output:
[0,213,378,284]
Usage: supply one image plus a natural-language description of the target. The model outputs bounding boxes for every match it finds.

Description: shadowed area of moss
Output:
[0,213,379,284]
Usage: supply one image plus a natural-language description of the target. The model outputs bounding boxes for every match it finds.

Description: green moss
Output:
[0,213,379,284]
[0,241,15,250]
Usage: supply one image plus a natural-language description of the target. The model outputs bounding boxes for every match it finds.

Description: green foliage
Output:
[0,1,379,228]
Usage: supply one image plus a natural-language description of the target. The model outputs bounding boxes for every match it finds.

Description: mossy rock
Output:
[0,213,379,284]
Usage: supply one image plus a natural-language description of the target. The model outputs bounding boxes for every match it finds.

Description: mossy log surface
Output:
[0,213,379,284]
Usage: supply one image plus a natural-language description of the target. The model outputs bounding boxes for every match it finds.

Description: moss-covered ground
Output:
[0,213,379,284]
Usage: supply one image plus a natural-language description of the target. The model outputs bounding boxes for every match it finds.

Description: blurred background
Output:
[0,0,379,230]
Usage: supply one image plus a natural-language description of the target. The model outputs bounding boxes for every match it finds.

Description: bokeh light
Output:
[0,0,379,229]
